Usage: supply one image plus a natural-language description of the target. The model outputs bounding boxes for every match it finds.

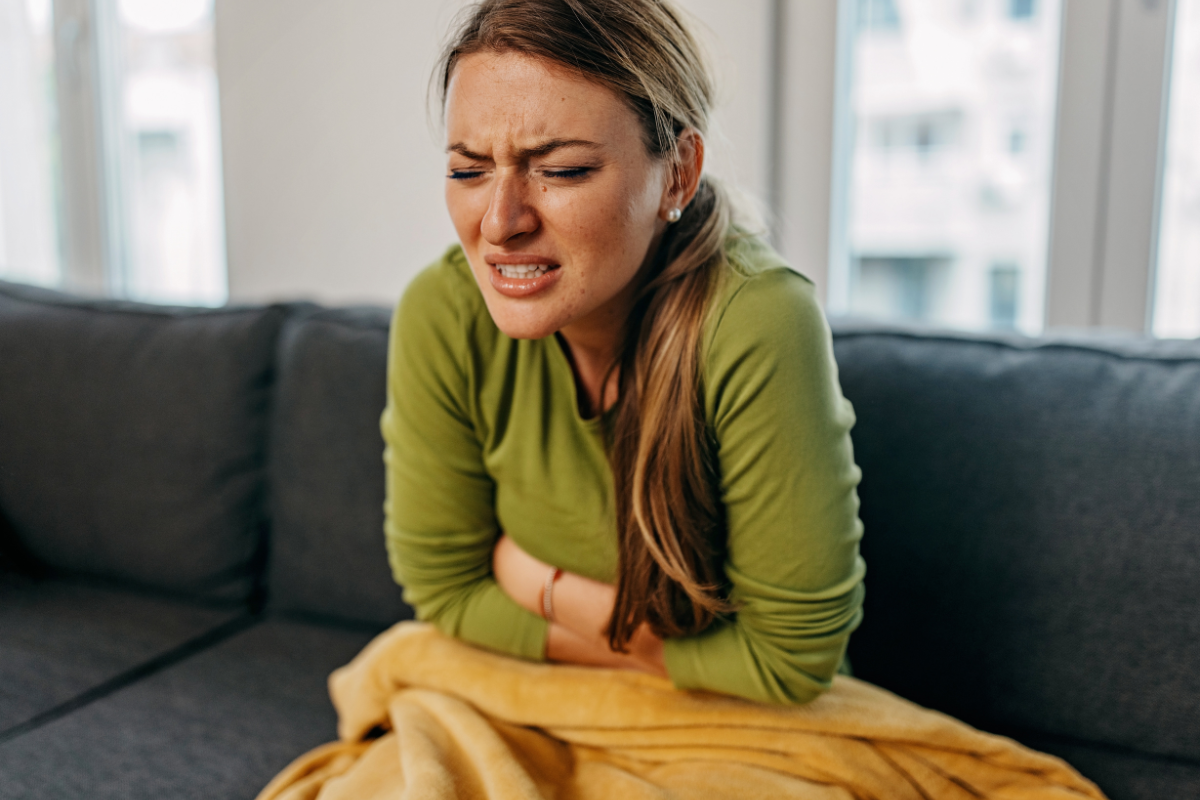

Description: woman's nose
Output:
[481,175,539,245]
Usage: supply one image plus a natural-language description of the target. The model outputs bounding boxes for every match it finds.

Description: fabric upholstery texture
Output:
[0,574,243,733]
[266,307,413,626]
[0,618,376,800]
[1019,735,1200,800]
[833,325,1200,769]
[0,280,286,599]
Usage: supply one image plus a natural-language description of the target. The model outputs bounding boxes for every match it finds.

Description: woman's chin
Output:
[485,306,565,341]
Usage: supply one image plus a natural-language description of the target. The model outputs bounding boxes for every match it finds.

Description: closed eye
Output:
[543,167,592,179]
[448,169,485,180]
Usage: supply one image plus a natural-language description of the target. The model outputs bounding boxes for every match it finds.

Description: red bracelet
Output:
[539,567,563,622]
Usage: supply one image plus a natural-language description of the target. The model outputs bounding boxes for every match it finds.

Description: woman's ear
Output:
[661,129,705,219]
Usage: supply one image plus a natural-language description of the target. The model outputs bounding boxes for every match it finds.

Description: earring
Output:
[666,208,682,223]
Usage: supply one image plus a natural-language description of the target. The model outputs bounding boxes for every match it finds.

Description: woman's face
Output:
[443,51,672,343]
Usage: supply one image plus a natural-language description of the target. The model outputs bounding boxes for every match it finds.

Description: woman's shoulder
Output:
[395,244,495,340]
[706,233,826,352]
[390,245,503,386]
[702,233,848,430]
[398,244,483,317]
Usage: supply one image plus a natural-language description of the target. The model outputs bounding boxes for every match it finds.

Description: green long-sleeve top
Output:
[381,234,866,705]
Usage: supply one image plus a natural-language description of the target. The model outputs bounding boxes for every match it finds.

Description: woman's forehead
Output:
[444,51,638,153]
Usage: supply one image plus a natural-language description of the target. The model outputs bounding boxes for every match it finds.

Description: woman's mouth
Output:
[488,262,562,298]
[494,263,554,279]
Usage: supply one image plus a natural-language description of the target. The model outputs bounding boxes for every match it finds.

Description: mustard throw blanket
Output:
[257,623,1105,800]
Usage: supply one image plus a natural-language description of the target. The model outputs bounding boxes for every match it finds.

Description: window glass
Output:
[829,0,1063,334]
[108,0,226,304]
[1008,0,1036,20]
[1153,0,1200,339]
[0,0,62,287]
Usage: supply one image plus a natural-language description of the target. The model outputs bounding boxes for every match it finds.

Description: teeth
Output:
[496,264,553,279]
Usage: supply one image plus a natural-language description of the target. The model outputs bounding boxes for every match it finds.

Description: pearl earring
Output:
[666,208,682,223]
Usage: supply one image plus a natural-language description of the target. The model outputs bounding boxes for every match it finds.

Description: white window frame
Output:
[771,0,1180,335]
[1046,0,1177,332]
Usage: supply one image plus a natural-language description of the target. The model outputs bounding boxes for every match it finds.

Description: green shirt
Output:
[381,235,866,705]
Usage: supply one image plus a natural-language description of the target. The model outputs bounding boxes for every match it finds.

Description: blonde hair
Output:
[438,0,734,648]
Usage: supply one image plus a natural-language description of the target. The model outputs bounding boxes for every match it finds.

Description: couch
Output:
[0,277,1196,799]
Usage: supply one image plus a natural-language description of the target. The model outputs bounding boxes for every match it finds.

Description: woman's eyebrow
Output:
[446,139,602,160]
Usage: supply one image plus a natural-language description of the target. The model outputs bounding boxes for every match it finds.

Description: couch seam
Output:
[0,613,262,745]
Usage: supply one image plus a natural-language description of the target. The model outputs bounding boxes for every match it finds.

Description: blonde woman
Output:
[258,3,1107,797]
[382,0,865,705]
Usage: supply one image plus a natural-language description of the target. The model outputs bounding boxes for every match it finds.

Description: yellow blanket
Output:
[257,623,1106,800]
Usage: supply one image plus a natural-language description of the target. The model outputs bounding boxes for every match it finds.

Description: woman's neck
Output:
[556,230,665,418]
[555,329,620,419]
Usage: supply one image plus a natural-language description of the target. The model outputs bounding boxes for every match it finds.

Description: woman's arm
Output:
[384,255,548,661]
[492,534,666,676]
[658,265,865,705]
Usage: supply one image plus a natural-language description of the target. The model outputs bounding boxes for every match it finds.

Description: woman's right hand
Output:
[491,533,551,615]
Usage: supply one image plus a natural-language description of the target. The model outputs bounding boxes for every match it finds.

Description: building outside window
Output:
[831,0,1063,334]
[1009,0,1036,21]
[988,261,1020,330]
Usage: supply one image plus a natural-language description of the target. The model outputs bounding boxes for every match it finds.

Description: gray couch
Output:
[0,277,1196,799]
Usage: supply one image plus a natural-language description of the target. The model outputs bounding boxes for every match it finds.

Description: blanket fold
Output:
[257,622,1106,800]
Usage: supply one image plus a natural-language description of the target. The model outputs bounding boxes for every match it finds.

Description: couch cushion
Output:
[266,307,413,626]
[0,280,286,599]
[0,618,377,800]
[0,574,245,735]
[833,325,1200,767]
[1018,734,1200,800]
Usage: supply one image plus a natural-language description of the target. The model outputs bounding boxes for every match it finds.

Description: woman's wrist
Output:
[539,567,563,622]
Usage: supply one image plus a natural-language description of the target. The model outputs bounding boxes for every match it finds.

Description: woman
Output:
[258,3,1108,796]
[382,0,865,706]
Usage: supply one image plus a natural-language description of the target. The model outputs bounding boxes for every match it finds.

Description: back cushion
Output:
[266,307,412,627]
[833,326,1200,764]
[0,280,285,600]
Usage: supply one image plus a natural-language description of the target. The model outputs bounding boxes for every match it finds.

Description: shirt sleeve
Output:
[380,256,548,661]
[661,267,867,705]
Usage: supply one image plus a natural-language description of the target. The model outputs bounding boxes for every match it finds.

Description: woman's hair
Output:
[438,0,735,648]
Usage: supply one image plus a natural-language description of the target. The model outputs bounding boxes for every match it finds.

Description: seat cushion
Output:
[0,575,245,734]
[0,618,377,800]
[266,307,413,626]
[0,281,287,599]
[833,325,1200,767]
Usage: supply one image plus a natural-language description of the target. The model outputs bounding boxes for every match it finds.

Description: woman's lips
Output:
[488,263,562,298]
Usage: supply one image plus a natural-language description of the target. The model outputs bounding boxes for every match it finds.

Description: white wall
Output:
[215,0,783,306]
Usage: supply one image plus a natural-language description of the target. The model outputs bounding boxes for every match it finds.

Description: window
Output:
[850,256,950,322]
[0,0,226,305]
[1008,126,1027,155]
[111,0,227,304]
[1152,0,1200,338]
[857,0,900,33]
[1009,0,1036,21]
[829,0,1062,334]
[0,0,62,288]
[989,263,1020,330]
